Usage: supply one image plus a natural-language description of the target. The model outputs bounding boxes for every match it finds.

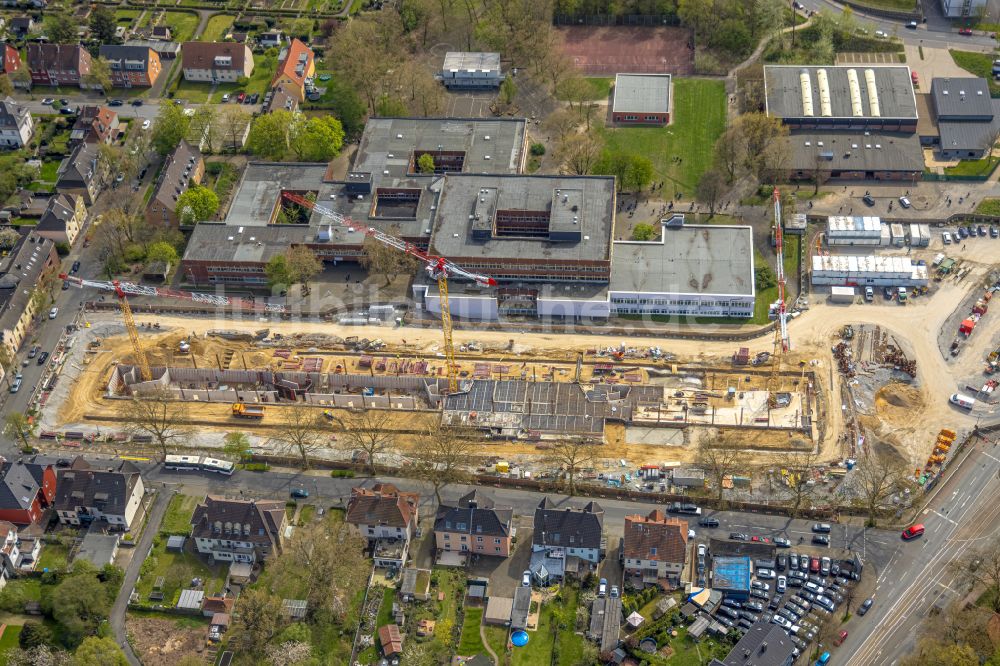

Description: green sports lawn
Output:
[598,77,727,195]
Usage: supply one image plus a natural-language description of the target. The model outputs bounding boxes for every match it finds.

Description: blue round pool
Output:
[511,630,529,647]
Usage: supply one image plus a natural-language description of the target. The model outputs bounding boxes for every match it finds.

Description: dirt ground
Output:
[555,26,696,76]
[125,615,211,666]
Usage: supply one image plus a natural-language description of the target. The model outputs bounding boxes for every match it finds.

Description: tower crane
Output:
[59,274,285,382]
[281,192,496,394]
[769,188,791,391]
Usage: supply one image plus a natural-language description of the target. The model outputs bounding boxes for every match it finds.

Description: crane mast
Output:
[770,188,791,390]
[281,192,496,394]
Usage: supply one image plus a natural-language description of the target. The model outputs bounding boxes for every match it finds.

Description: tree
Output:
[145,241,179,267]
[327,15,405,112]
[119,388,191,460]
[10,67,29,91]
[18,621,50,649]
[47,564,114,647]
[546,438,597,495]
[558,76,594,115]
[852,447,910,526]
[285,246,322,292]
[556,132,604,175]
[263,642,313,666]
[696,168,727,217]
[218,106,252,152]
[755,264,776,290]
[631,223,656,241]
[175,186,220,224]
[768,448,823,517]
[230,588,283,653]
[901,639,979,666]
[0,75,12,98]
[89,6,118,44]
[417,153,435,174]
[0,228,19,250]
[594,152,653,192]
[329,409,395,474]
[83,57,112,93]
[376,95,409,117]
[290,116,345,162]
[543,109,580,143]
[151,104,191,156]
[696,437,745,501]
[265,255,291,291]
[713,126,744,184]
[499,76,517,106]
[269,404,326,468]
[73,637,128,666]
[45,12,77,44]
[4,646,73,666]
[410,425,478,503]
[222,431,251,462]
[282,518,368,621]
[246,110,293,160]
[813,154,831,195]
[359,225,421,287]
[733,113,789,182]
[956,537,1000,612]
[190,106,220,154]
[4,413,33,451]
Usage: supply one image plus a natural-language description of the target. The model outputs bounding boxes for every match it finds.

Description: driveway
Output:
[468,523,533,599]
[110,488,173,666]
[905,45,975,83]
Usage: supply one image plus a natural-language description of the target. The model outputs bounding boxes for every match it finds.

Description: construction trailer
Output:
[826,216,882,246]
[829,286,856,303]
[811,255,930,287]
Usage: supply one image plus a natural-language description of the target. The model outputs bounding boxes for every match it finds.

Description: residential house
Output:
[0,521,40,586]
[57,142,108,204]
[530,498,604,584]
[10,17,34,39]
[146,140,204,226]
[99,45,162,88]
[54,458,145,530]
[710,621,795,666]
[0,234,59,359]
[345,483,418,568]
[70,105,120,147]
[27,44,91,88]
[266,81,299,114]
[182,42,254,83]
[151,25,172,41]
[36,193,86,246]
[258,31,285,49]
[434,489,514,558]
[190,495,287,563]
[271,38,314,101]
[0,97,33,148]
[0,43,23,78]
[0,459,56,526]
[623,510,688,588]
[123,39,181,60]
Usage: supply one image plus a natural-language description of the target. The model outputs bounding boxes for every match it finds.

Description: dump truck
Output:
[232,403,265,419]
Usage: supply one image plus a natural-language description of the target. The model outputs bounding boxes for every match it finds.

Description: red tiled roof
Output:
[181,42,250,72]
[623,510,687,564]
[272,38,313,88]
[345,483,418,529]
[378,623,403,656]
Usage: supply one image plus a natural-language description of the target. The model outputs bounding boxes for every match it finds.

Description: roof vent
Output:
[484,135,490,140]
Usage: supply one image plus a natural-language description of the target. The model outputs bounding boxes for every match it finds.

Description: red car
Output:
[959,28,973,35]
[810,557,821,573]
[751,536,771,543]
[237,92,246,103]
[902,524,925,540]
[911,71,919,85]
[834,630,848,646]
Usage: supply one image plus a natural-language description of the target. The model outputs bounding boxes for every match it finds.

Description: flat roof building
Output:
[439,52,502,89]
[811,254,929,287]
[929,77,1000,159]
[764,65,918,131]
[711,555,752,598]
[612,73,671,125]
[783,131,923,182]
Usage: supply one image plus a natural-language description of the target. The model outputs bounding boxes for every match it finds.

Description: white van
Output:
[943,231,952,245]
[950,393,976,410]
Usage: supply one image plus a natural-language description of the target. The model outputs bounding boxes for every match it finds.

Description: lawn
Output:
[944,156,1000,178]
[483,624,509,659]
[457,607,485,655]
[598,78,726,194]
[115,9,141,24]
[135,539,227,604]
[298,504,316,524]
[433,568,464,646]
[554,586,586,666]
[846,0,916,9]
[0,624,22,659]
[512,599,556,666]
[201,14,234,42]
[39,160,59,182]
[162,11,201,43]
[36,542,70,572]
[160,493,199,535]
[374,587,395,628]
[975,198,1000,216]
[951,50,1000,95]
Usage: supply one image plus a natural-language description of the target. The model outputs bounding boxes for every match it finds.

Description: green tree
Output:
[376,95,409,117]
[324,79,366,138]
[246,110,294,160]
[499,76,517,105]
[44,12,77,44]
[285,246,322,292]
[594,152,653,192]
[73,636,128,666]
[265,255,291,291]
[150,104,191,156]
[175,186,220,224]
[18,621,50,649]
[755,264,776,290]
[0,228,18,250]
[290,116,345,162]
[0,75,12,98]
[696,168,727,217]
[89,6,118,44]
[47,566,113,647]
[223,431,251,462]
[84,58,113,94]
[631,223,656,241]
[417,153,435,173]
[145,241,179,267]
[4,413,33,451]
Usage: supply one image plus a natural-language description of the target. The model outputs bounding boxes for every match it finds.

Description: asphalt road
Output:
[10,96,264,122]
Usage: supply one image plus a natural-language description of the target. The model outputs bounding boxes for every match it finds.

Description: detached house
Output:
[345,483,418,569]
[36,193,86,246]
[434,490,513,559]
[54,458,145,530]
[190,495,287,563]
[182,42,254,83]
[27,44,91,88]
[623,510,688,588]
[0,458,56,526]
[146,140,204,226]
[0,97,33,148]
[271,38,314,101]
[99,45,162,88]
[530,498,604,585]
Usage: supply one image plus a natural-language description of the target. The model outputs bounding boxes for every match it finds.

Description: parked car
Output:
[751,581,770,592]
[59,106,75,115]
[820,557,831,575]
[834,630,849,646]
[898,196,911,208]
[10,377,21,393]
[959,27,973,35]
[774,537,791,548]
[991,226,999,238]
[958,226,969,239]
[142,119,151,130]
[757,568,775,580]
[858,598,874,616]
[221,93,230,102]
[776,554,788,571]
[813,534,830,546]
[902,523,925,540]
[744,601,764,612]
[521,570,531,587]
[978,225,987,237]
[906,20,917,28]
[109,99,124,106]
[809,557,821,573]
[56,458,71,467]
[48,307,58,319]
[942,231,952,244]
[71,260,81,273]
[751,536,771,543]
[788,553,799,570]
[812,523,832,533]
[862,194,876,206]
[610,586,619,598]
[131,99,143,106]
[290,487,309,498]
[730,532,749,541]
[237,92,247,103]
[776,576,787,593]
[598,578,607,597]
[699,517,720,528]
[37,351,49,366]
[723,598,743,609]
[750,589,769,601]
[27,345,38,358]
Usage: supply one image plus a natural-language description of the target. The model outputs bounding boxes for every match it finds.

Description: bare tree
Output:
[696,436,745,501]
[696,168,727,217]
[410,425,479,503]
[556,132,604,175]
[4,413,34,451]
[853,447,910,527]
[770,448,823,517]
[269,403,326,468]
[329,409,395,474]
[713,127,744,184]
[282,518,368,621]
[543,109,580,143]
[955,536,1000,612]
[218,106,252,152]
[546,438,597,496]
[230,587,283,654]
[120,389,190,461]
[359,224,421,287]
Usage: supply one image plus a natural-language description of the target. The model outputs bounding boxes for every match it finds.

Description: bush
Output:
[123,244,145,263]
[242,462,269,472]
[54,241,70,256]
[331,469,355,478]
[206,161,225,175]
[530,142,545,156]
